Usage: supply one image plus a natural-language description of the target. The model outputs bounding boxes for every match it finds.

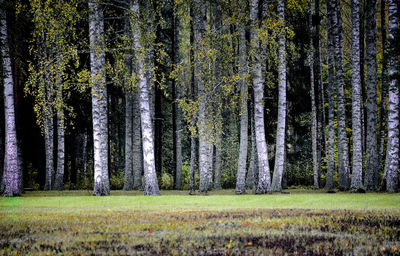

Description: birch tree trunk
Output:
[271,0,287,192]
[130,0,160,195]
[124,92,133,190]
[250,0,271,194]
[54,113,65,190]
[43,90,54,191]
[325,0,336,191]
[132,88,143,190]
[309,0,319,190]
[173,5,183,190]
[365,0,379,191]
[350,0,365,192]
[235,25,248,194]
[315,0,324,182]
[335,0,351,190]
[385,0,399,193]
[247,95,258,191]
[378,0,387,189]
[89,1,110,196]
[1,4,21,196]
[214,134,222,189]
[194,0,210,194]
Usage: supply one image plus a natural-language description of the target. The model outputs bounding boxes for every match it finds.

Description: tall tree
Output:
[1,1,21,196]
[124,91,134,190]
[335,0,351,190]
[350,0,365,192]
[43,83,54,190]
[250,0,271,194]
[131,0,160,195]
[235,24,248,194]
[132,88,143,190]
[172,1,183,190]
[385,0,399,193]
[194,0,210,193]
[89,1,110,196]
[53,109,65,190]
[365,0,378,191]
[214,134,222,189]
[325,0,336,190]
[271,0,287,192]
[309,0,319,190]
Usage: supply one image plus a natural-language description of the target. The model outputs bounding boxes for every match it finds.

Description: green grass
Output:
[2,189,400,211]
[1,190,400,255]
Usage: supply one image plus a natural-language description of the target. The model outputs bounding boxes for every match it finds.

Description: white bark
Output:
[271,0,287,192]
[1,4,21,196]
[89,1,110,196]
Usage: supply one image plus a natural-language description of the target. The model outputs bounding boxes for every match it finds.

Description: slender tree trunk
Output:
[235,25,248,194]
[131,0,159,195]
[89,1,109,196]
[250,0,271,194]
[309,0,319,190]
[132,87,143,190]
[54,113,65,190]
[365,0,379,191]
[124,92,133,190]
[385,0,399,193]
[194,0,210,194]
[315,0,324,182]
[189,4,197,194]
[350,0,365,192]
[271,0,287,192]
[378,0,387,189]
[214,134,222,189]
[335,0,351,190]
[207,142,213,191]
[360,0,367,159]
[43,85,54,191]
[247,94,258,190]
[1,4,21,196]
[325,0,336,191]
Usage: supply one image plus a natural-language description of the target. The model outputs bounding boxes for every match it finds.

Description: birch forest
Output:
[1,0,399,196]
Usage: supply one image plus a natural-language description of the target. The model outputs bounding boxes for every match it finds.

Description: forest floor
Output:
[1,189,400,255]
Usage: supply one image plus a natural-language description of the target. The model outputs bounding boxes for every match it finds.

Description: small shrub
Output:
[161,172,174,190]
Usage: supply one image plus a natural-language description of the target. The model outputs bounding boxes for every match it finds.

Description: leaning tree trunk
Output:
[350,0,365,192]
[325,0,336,191]
[89,1,110,196]
[250,0,271,194]
[54,112,65,190]
[385,0,399,193]
[271,0,287,192]
[335,0,351,190]
[365,0,378,191]
[309,0,319,190]
[1,4,21,196]
[124,92,133,190]
[235,25,248,194]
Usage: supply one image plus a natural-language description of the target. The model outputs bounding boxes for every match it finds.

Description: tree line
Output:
[0,0,398,196]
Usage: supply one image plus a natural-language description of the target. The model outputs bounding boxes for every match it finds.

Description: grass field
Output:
[1,190,400,255]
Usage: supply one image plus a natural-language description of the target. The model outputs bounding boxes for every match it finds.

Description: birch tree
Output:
[235,24,248,194]
[325,0,336,190]
[271,0,287,192]
[365,0,378,191]
[385,0,399,193]
[350,0,365,192]
[1,1,21,196]
[89,1,110,196]
[250,0,271,194]
[335,0,350,190]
